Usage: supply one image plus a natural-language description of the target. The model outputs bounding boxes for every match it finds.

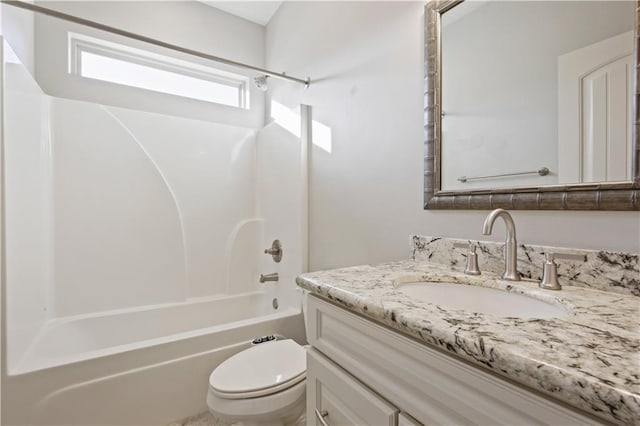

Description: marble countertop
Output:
[296,260,640,425]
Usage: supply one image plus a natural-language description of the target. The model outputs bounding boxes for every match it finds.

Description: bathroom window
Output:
[68,33,249,108]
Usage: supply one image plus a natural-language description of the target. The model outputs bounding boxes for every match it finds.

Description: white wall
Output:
[265,1,640,272]
[441,1,634,190]
[39,1,264,65]
[0,4,34,75]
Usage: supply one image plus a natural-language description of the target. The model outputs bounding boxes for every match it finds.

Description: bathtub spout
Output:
[260,273,279,283]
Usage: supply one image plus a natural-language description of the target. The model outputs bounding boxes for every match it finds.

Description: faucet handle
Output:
[264,240,282,263]
[453,242,481,275]
[540,252,586,290]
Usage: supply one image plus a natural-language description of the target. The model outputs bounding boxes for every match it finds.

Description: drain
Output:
[272,298,279,309]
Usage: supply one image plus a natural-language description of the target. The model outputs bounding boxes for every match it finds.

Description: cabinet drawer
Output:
[307,348,398,426]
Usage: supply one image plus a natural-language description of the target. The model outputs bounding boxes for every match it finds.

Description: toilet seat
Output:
[210,371,305,399]
[209,339,306,399]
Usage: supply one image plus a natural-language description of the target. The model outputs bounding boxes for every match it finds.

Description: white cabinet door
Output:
[307,348,398,426]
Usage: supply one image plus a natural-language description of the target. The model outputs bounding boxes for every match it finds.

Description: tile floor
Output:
[168,410,306,426]
[167,411,231,426]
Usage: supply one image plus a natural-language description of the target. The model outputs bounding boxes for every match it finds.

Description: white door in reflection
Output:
[558,31,633,183]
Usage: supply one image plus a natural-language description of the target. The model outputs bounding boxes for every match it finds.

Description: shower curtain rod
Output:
[2,0,311,87]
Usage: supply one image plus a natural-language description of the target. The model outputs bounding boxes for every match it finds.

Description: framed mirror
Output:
[424,0,640,210]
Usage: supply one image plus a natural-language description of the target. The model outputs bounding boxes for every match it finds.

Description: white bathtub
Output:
[3,291,305,425]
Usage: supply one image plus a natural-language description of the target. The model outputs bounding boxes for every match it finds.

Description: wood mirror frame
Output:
[423,0,640,210]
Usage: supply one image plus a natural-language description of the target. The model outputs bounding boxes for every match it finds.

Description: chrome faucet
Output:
[482,209,520,281]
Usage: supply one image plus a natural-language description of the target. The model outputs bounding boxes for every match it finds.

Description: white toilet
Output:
[206,339,307,426]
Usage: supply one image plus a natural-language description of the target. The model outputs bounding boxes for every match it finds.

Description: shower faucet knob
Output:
[264,240,283,263]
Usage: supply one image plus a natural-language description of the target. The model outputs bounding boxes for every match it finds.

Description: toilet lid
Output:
[210,339,306,397]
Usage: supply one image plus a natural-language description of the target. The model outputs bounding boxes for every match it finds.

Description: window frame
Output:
[67,32,250,109]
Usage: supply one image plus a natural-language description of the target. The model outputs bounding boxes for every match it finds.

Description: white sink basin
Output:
[396,282,568,319]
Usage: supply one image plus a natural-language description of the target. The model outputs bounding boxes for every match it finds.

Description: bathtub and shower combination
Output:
[1,2,310,425]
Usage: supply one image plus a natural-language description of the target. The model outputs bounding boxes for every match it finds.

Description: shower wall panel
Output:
[50,99,187,316]
[4,44,263,350]
[4,57,53,368]
[102,107,260,300]
[255,109,306,311]
[50,99,260,317]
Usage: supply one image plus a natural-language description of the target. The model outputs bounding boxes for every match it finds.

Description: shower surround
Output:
[2,14,308,422]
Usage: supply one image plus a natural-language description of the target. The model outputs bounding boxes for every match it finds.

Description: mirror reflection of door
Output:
[558,31,633,184]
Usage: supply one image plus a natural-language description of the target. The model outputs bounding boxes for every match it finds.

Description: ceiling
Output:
[200,1,283,26]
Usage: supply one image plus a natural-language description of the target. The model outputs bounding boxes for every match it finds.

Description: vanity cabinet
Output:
[305,295,604,426]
